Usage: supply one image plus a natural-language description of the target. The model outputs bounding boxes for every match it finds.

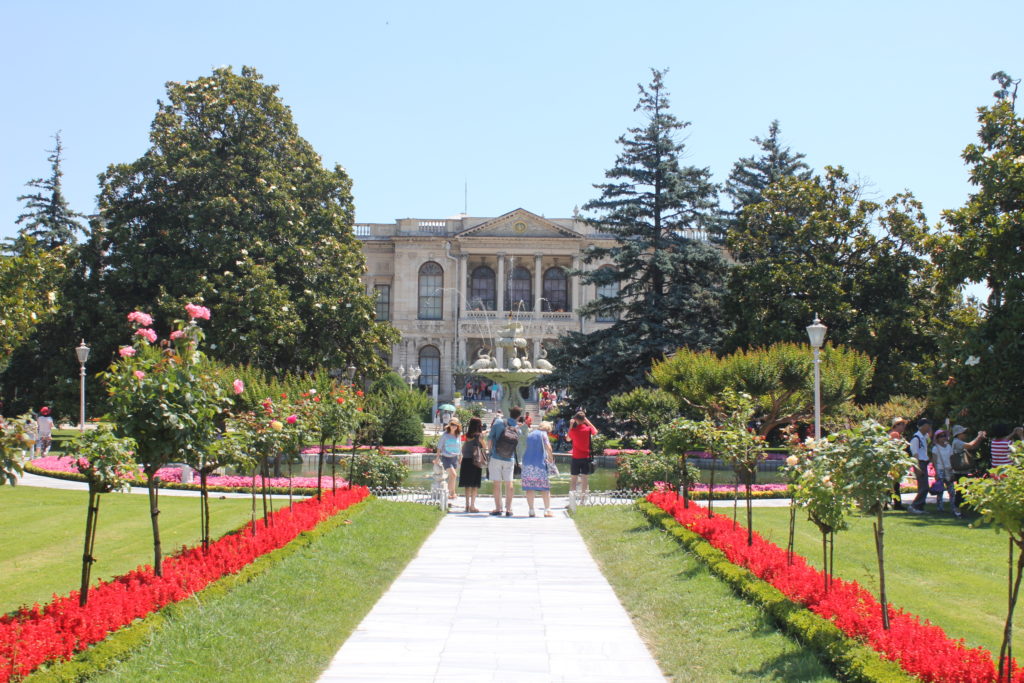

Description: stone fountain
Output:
[473,317,552,417]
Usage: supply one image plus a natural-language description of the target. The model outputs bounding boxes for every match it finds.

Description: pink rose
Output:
[169,330,185,340]
[135,328,158,344]
[118,346,137,358]
[286,415,297,425]
[185,303,211,321]
[133,370,146,380]
[233,379,245,395]
[127,311,154,327]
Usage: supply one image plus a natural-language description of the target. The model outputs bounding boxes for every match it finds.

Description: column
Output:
[496,253,506,312]
[458,253,468,314]
[441,339,452,400]
[571,255,584,334]
[534,253,543,313]
[532,338,540,366]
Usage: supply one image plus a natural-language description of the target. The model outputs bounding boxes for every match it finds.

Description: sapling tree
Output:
[961,442,1024,680]
[836,421,914,630]
[608,387,679,449]
[790,438,851,593]
[197,427,254,550]
[311,385,358,498]
[69,427,136,605]
[102,304,228,576]
[657,417,704,507]
[0,414,35,485]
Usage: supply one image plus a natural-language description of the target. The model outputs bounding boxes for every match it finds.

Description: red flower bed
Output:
[647,490,1012,683]
[0,486,369,681]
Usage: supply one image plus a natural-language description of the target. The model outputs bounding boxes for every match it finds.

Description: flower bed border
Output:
[637,500,912,683]
[645,491,1006,682]
[1,486,369,681]
[24,498,371,682]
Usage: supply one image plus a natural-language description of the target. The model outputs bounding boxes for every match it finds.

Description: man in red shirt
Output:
[568,411,597,497]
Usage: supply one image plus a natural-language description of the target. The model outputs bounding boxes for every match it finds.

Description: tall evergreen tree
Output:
[547,69,729,415]
[726,120,811,212]
[16,132,85,249]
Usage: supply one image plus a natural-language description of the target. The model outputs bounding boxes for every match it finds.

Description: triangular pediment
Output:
[455,209,583,239]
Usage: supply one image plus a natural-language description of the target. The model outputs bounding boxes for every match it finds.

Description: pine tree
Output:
[16,132,85,249]
[548,69,729,414]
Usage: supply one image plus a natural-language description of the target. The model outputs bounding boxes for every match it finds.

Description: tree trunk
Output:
[287,449,293,507]
[199,469,211,552]
[829,532,835,592]
[732,473,739,526]
[146,474,163,577]
[874,512,890,630]
[745,479,754,547]
[821,532,829,594]
[78,487,100,607]
[708,455,716,518]
[316,437,326,500]
[260,455,269,526]
[998,537,1024,681]
[787,500,797,565]
[681,456,690,508]
[249,466,258,536]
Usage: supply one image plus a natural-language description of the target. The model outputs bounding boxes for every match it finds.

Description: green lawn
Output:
[751,505,1015,655]
[575,505,837,682]
[0,486,254,613]
[93,500,442,682]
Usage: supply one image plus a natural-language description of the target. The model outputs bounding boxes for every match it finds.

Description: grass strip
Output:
[574,505,837,682]
[31,499,442,682]
[637,501,915,683]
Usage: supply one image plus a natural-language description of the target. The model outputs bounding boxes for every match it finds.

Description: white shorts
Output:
[489,458,515,482]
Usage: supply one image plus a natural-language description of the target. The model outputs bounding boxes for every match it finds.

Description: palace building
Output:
[356,208,624,401]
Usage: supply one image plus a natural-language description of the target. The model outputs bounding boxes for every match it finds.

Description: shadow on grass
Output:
[743,647,837,682]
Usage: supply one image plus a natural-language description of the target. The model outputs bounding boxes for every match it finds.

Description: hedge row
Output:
[637,500,915,683]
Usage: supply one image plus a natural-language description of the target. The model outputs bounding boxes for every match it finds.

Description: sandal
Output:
[505,510,513,517]
[544,511,554,518]
[469,507,481,513]
[489,510,502,516]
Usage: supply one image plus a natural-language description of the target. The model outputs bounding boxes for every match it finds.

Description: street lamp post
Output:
[806,316,828,440]
[75,340,90,431]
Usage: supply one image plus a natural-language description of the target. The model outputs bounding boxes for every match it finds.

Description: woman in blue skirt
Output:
[521,421,555,517]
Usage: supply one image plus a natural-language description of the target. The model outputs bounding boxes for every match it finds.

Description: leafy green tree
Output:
[936,71,1024,426]
[657,417,705,506]
[547,69,729,415]
[0,236,67,375]
[724,119,811,238]
[68,426,137,605]
[90,66,396,376]
[0,414,35,485]
[650,342,874,436]
[608,387,678,448]
[16,132,85,249]
[723,166,956,401]
[195,426,254,550]
[961,442,1024,679]
[367,372,427,446]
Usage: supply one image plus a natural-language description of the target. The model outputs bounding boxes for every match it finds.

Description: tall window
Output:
[595,267,619,322]
[418,345,440,389]
[542,267,569,312]
[505,266,532,311]
[469,265,496,310]
[418,262,443,320]
[373,284,390,321]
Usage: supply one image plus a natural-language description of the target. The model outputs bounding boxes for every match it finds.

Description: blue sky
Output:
[2,1,1021,244]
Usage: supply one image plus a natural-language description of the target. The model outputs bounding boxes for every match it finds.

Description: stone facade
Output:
[356,208,623,400]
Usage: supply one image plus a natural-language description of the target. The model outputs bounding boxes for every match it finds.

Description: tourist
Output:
[930,429,956,514]
[950,424,986,508]
[522,421,555,517]
[459,417,486,513]
[908,418,932,514]
[888,417,909,510]
[989,424,1023,469]
[435,418,463,504]
[567,411,597,497]
[553,417,568,451]
[488,405,523,516]
[36,407,54,456]
[490,409,503,429]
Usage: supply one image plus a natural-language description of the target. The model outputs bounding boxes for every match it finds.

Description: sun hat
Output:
[934,429,948,439]
[951,425,968,437]
[891,417,907,427]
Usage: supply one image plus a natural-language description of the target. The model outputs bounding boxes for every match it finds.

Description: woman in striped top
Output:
[989,424,1023,468]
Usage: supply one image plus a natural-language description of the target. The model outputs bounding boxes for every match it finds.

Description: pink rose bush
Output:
[134,328,158,344]
[185,303,211,321]
[118,346,136,358]
[126,311,153,327]
[233,379,244,395]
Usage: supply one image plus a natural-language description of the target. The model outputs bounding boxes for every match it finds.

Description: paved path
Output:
[318,497,665,683]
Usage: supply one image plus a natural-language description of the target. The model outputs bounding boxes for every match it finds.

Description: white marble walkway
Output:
[318,497,665,683]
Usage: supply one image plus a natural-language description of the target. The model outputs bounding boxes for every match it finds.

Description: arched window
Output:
[418,262,443,320]
[542,267,569,312]
[595,267,619,322]
[418,345,440,389]
[505,266,532,311]
[469,266,496,311]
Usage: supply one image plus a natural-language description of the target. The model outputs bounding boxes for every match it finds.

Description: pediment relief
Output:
[456,209,582,239]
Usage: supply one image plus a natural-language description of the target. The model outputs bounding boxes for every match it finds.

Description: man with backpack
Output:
[488,406,524,517]
[908,418,933,514]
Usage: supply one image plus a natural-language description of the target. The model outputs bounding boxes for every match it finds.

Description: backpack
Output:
[494,419,520,459]
[951,445,972,473]
[464,437,488,469]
